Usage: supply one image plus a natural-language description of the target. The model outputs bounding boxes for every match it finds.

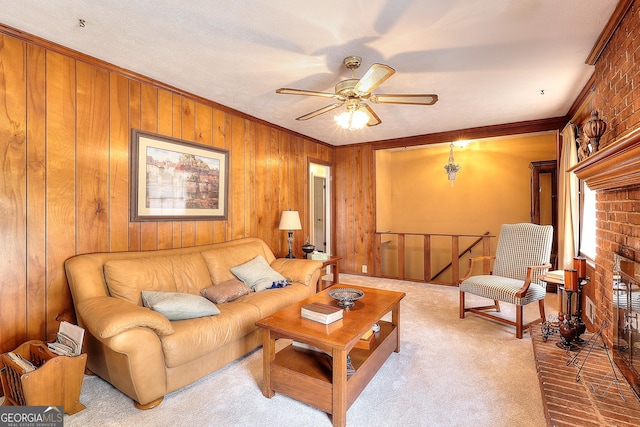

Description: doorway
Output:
[309,162,331,254]
[530,160,558,268]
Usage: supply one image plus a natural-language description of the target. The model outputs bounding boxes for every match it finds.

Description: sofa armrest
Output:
[270,258,323,286]
[77,296,174,339]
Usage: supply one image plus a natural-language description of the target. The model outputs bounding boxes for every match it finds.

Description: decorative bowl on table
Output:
[328,288,364,308]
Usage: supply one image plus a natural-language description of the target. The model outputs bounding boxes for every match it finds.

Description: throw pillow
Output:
[141,290,220,320]
[201,279,252,304]
[230,255,289,292]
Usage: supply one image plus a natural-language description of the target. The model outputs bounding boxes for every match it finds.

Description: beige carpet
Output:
[60,274,552,427]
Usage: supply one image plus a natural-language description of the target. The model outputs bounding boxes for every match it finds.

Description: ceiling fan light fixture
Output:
[334,108,369,130]
[277,55,439,128]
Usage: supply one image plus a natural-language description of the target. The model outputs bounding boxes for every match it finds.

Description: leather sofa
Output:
[64,237,322,409]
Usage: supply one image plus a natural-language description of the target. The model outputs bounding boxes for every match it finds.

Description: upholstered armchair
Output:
[459,223,553,338]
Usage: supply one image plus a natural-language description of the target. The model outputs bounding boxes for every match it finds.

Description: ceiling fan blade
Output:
[370,94,438,105]
[354,63,395,95]
[276,88,339,99]
[296,103,343,121]
[362,104,381,127]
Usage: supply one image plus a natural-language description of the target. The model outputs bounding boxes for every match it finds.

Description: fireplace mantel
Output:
[570,126,640,191]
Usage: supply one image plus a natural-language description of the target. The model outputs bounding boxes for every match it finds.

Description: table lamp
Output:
[279,210,302,258]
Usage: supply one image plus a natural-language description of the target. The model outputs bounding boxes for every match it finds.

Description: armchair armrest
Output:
[270,258,323,286]
[459,255,496,284]
[515,263,552,298]
[77,296,174,340]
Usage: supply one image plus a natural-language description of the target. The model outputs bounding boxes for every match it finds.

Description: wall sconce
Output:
[444,143,461,187]
[278,210,302,258]
[582,110,607,154]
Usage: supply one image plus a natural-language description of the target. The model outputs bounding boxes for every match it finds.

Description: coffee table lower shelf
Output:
[269,321,397,415]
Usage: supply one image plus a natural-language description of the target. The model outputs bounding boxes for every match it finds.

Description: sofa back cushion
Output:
[104,253,211,305]
[201,240,274,284]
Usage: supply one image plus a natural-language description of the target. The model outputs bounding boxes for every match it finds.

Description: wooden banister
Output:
[431,232,491,281]
[374,231,495,286]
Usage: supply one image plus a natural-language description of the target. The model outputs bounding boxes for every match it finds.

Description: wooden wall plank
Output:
[179,97,196,247]
[255,124,273,250]
[171,94,184,247]
[45,51,76,341]
[0,35,27,350]
[245,120,256,239]
[276,130,288,256]
[139,83,159,250]
[195,102,214,246]
[265,126,279,250]
[229,115,246,240]
[157,89,174,249]
[109,73,131,252]
[127,81,142,251]
[213,108,227,243]
[26,43,47,339]
[76,61,110,254]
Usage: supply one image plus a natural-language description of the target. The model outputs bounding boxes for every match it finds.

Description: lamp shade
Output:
[278,210,302,230]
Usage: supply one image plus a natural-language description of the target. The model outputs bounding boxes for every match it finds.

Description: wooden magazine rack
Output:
[0,340,86,414]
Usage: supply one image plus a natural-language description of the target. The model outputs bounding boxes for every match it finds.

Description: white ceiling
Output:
[0,0,618,146]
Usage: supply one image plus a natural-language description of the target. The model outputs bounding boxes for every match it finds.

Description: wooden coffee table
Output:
[255,285,405,427]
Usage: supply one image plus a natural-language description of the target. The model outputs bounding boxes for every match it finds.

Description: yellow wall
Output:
[376,132,557,281]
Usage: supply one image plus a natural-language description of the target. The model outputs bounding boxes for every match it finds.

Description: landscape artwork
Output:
[131,131,228,221]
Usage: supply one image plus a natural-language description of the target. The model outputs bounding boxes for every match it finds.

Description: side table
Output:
[540,269,564,293]
[317,255,341,292]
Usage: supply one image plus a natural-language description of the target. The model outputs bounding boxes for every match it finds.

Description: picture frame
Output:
[130,130,229,221]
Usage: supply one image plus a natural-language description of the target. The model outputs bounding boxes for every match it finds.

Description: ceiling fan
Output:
[276,56,438,129]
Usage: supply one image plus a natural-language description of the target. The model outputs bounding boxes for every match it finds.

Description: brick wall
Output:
[593,1,640,147]
[594,189,640,347]
[590,1,640,350]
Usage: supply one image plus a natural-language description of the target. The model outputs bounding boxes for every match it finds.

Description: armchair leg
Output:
[516,305,523,339]
[459,291,466,319]
[538,299,546,322]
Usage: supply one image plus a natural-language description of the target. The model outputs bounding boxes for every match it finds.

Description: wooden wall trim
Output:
[0,22,331,149]
[585,0,635,65]
[368,116,568,151]
[567,74,595,123]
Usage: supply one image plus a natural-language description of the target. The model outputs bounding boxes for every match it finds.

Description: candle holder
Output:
[572,257,589,343]
[557,289,580,352]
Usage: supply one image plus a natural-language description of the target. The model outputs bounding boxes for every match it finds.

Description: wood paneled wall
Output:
[0,31,333,353]
[334,144,376,275]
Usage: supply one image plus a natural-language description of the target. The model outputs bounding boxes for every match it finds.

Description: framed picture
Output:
[130,130,229,221]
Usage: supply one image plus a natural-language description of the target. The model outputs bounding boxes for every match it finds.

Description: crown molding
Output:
[585,0,634,65]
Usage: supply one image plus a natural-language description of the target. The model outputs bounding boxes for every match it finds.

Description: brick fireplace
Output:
[568,0,640,398]
[572,126,640,396]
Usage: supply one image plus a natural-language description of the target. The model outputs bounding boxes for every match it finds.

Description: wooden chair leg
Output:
[538,299,546,322]
[459,291,466,319]
[494,300,501,312]
[516,305,523,339]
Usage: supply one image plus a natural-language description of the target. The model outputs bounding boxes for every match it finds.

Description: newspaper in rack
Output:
[47,321,85,356]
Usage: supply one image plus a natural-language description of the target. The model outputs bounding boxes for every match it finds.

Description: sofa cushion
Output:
[160,301,263,367]
[200,240,273,284]
[239,282,311,317]
[201,279,252,304]
[104,253,211,305]
[141,290,220,320]
[230,255,288,292]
